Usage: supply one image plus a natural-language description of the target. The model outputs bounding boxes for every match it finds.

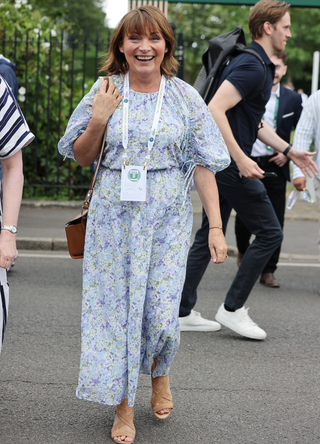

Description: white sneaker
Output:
[215,304,267,340]
[179,310,221,332]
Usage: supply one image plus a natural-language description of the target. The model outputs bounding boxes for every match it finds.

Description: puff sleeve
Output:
[58,79,100,160]
[179,82,230,184]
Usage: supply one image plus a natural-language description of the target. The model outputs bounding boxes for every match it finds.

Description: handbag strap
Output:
[82,75,113,213]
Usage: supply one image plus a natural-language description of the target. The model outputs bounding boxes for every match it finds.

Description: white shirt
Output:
[251,83,280,157]
[292,90,320,181]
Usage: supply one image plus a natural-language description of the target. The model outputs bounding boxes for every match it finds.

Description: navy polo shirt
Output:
[218,41,275,156]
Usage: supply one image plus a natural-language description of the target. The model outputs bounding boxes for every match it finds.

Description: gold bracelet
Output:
[209,227,222,230]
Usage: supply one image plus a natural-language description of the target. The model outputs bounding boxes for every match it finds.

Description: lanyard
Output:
[265,95,279,152]
[286,188,314,209]
[122,71,166,169]
[273,95,279,131]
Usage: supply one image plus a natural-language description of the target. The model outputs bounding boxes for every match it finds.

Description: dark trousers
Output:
[235,159,286,274]
[179,161,283,316]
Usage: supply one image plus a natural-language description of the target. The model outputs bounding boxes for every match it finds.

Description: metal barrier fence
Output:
[0,28,184,199]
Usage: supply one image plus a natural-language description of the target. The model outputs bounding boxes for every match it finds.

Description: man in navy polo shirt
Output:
[235,50,303,288]
[179,0,317,339]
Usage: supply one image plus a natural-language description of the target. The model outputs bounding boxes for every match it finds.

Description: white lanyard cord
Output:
[122,71,166,169]
[286,189,300,209]
[287,188,314,209]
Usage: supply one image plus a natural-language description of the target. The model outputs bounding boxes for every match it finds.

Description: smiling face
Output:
[119,27,168,81]
[270,12,292,52]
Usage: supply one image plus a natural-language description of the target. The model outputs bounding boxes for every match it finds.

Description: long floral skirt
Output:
[76,167,193,407]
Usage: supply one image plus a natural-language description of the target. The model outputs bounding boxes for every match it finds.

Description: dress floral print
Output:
[58,74,230,407]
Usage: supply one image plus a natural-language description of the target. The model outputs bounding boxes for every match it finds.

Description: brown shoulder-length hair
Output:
[248,0,291,41]
[101,6,178,77]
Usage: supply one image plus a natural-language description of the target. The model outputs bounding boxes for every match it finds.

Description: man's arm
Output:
[208,80,264,179]
[257,119,317,177]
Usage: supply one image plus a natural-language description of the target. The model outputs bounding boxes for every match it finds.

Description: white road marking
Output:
[18,253,73,259]
[278,262,320,267]
[16,254,319,267]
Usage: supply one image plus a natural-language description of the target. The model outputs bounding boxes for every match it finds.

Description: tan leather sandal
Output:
[111,405,136,443]
[150,361,173,420]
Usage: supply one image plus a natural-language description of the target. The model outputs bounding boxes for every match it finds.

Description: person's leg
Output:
[260,166,286,275]
[234,213,252,267]
[112,399,135,443]
[0,267,9,355]
[223,183,283,309]
[235,214,252,255]
[179,194,232,318]
[313,176,320,258]
[215,163,283,339]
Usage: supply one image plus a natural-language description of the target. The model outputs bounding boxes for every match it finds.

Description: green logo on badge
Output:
[128,169,141,182]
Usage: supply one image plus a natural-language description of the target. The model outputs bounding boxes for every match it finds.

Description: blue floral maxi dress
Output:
[58,75,230,407]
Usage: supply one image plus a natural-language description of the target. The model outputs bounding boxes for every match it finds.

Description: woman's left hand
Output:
[209,229,228,264]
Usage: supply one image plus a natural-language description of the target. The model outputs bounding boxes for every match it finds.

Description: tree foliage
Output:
[168,3,251,85]
[26,0,108,40]
[0,0,101,199]
[168,3,320,93]
[288,7,320,92]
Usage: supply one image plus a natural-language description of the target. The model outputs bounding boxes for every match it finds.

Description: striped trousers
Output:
[0,267,9,355]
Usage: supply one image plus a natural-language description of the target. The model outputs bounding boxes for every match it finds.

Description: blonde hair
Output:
[101,6,178,77]
[248,0,291,40]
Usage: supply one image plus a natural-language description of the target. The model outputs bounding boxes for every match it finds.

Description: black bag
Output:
[193,26,267,105]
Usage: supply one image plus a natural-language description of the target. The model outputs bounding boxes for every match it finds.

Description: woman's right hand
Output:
[73,78,122,167]
[92,78,122,125]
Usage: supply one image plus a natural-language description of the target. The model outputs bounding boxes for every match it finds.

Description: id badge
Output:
[120,165,147,202]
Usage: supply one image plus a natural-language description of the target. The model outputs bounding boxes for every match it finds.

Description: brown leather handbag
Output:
[64,193,91,259]
[65,76,112,259]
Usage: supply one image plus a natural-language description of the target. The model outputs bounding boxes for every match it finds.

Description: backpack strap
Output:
[241,48,267,101]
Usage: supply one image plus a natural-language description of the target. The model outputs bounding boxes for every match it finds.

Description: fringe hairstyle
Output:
[101,6,178,77]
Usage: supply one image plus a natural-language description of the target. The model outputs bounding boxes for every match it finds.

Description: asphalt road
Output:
[0,245,319,444]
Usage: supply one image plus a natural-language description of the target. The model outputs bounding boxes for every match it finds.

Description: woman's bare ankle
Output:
[118,398,133,413]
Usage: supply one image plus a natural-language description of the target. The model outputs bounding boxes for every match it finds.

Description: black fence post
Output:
[33,29,41,196]
[177,32,184,80]
[2,28,5,56]
[45,32,53,196]
[56,30,64,197]
[171,23,184,81]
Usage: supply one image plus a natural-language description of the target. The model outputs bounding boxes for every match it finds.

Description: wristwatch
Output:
[1,225,18,234]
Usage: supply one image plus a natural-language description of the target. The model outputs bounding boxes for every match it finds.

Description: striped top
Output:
[292,90,320,180]
[0,75,34,159]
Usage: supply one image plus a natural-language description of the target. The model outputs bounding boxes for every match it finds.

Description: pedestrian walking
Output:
[58,6,230,443]
[0,75,34,354]
[0,53,20,270]
[179,0,317,339]
[235,50,303,288]
[292,90,320,258]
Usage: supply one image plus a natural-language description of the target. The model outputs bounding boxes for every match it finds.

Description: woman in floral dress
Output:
[58,6,230,443]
